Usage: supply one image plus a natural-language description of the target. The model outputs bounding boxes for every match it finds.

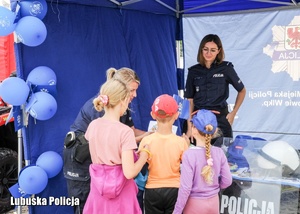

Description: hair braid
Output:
[201,129,214,185]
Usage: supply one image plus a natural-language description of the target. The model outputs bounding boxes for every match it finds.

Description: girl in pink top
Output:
[84,79,150,214]
[173,109,232,214]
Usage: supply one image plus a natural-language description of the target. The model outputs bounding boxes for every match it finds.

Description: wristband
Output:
[141,148,152,159]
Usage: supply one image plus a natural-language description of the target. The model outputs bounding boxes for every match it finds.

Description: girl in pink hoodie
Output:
[84,79,150,214]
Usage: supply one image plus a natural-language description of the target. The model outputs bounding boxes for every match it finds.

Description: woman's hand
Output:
[185,128,192,139]
[226,111,236,125]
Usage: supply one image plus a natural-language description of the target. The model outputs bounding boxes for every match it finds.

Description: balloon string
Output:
[50,0,61,22]
[56,0,60,22]
[50,0,55,14]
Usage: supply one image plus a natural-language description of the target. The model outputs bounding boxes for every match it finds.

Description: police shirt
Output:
[70,95,134,134]
[184,61,244,111]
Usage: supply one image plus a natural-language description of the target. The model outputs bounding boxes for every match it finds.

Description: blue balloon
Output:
[27,66,57,96]
[15,16,47,47]
[27,92,57,120]
[36,151,63,178]
[0,6,17,36]
[27,66,57,86]
[0,77,30,105]
[18,166,48,194]
[19,0,48,20]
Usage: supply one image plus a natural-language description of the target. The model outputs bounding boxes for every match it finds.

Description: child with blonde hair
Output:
[63,67,150,213]
[138,94,188,214]
[83,79,150,214]
[173,109,232,214]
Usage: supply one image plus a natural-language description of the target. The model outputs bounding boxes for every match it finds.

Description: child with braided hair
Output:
[173,109,232,214]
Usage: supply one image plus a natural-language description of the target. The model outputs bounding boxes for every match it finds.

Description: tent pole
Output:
[290,0,299,6]
[17,129,23,214]
[155,0,177,12]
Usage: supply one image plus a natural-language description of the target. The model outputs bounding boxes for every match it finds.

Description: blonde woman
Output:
[64,67,150,214]
[70,67,149,142]
[173,109,232,214]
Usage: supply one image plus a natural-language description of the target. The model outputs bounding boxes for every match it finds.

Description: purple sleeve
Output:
[173,151,193,214]
[219,152,233,189]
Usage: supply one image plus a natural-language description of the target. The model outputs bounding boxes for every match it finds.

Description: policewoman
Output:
[184,34,246,139]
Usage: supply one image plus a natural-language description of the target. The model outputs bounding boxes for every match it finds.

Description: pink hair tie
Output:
[98,95,109,105]
[207,158,213,166]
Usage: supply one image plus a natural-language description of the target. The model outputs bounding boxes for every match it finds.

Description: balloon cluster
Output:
[0,66,58,121]
[0,2,57,121]
[0,0,48,47]
[17,151,63,195]
[26,66,58,120]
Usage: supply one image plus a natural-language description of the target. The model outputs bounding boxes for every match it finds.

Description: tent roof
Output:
[182,0,299,15]
[54,0,300,16]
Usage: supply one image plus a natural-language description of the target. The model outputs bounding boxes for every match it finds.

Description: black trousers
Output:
[137,163,149,213]
[137,189,145,213]
[65,178,90,214]
[144,187,178,214]
[63,141,91,214]
[215,112,233,138]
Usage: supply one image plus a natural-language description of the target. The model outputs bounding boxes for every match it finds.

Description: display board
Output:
[183,9,300,148]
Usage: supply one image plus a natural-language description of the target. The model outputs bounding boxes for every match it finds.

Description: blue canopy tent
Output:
[12,0,299,213]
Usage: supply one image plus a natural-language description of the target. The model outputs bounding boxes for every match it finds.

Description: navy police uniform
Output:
[69,96,134,134]
[63,95,133,214]
[184,61,244,138]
